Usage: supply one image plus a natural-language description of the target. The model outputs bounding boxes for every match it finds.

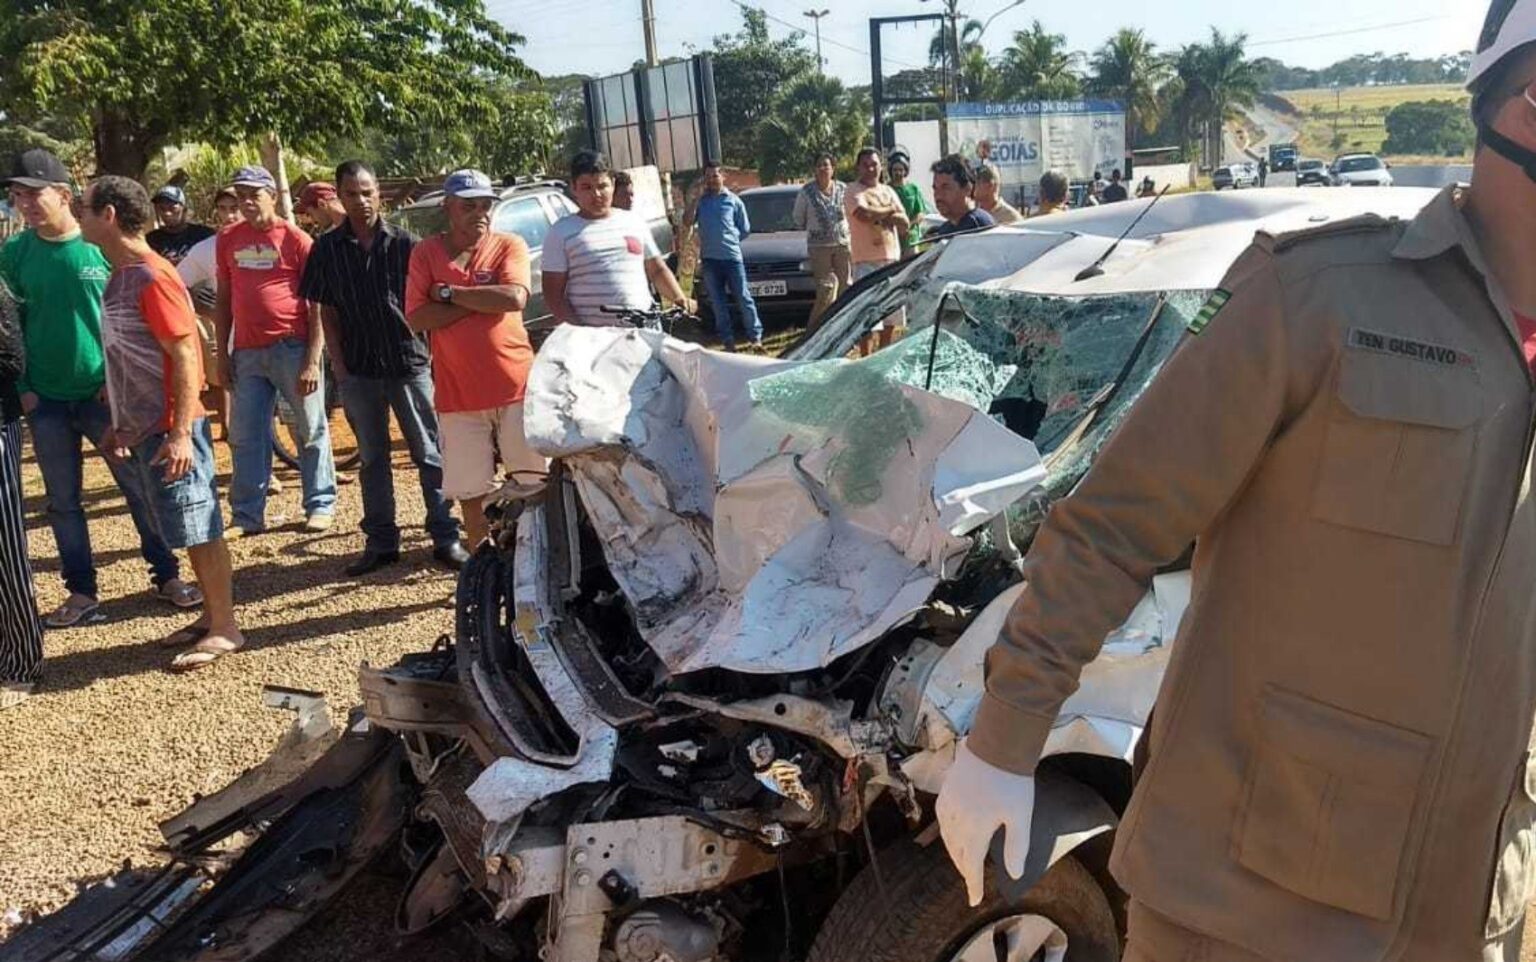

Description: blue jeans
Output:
[26,396,179,597]
[339,371,458,553]
[229,339,337,529]
[700,258,763,347]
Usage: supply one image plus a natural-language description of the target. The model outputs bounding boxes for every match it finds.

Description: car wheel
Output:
[806,839,1120,962]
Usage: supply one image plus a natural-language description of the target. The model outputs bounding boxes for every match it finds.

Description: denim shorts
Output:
[124,419,224,550]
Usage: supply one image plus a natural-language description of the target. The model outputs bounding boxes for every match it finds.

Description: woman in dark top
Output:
[0,277,44,708]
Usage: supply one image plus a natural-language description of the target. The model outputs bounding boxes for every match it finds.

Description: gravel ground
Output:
[0,433,462,949]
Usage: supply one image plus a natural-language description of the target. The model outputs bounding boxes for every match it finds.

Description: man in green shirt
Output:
[1,149,198,629]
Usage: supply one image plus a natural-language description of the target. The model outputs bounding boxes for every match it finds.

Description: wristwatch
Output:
[435,283,454,303]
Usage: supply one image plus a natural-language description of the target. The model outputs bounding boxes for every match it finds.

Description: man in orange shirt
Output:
[79,176,242,673]
[405,169,545,548]
[844,147,908,282]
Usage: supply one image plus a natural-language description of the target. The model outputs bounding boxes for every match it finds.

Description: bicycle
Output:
[597,304,697,334]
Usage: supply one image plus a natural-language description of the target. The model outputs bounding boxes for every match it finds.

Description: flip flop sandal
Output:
[0,681,35,710]
[158,624,210,650]
[45,597,102,629]
[169,638,241,674]
[156,580,205,609]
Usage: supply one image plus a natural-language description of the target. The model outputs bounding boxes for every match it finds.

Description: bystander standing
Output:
[887,151,929,258]
[1101,169,1129,203]
[974,163,1024,224]
[791,154,851,328]
[1034,171,1071,216]
[406,168,545,550]
[215,165,336,536]
[301,160,466,575]
[176,188,242,441]
[147,186,216,264]
[845,147,907,281]
[1,149,198,628]
[685,162,762,352]
[543,151,692,327]
[0,277,42,707]
[927,155,996,240]
[79,175,243,672]
[612,170,635,211]
[295,182,344,232]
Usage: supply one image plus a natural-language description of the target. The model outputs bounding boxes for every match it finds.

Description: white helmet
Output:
[1470,0,1534,91]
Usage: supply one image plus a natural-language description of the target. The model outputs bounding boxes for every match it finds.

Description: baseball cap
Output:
[230,166,277,192]
[1471,0,1535,90]
[442,169,498,199]
[152,185,187,206]
[295,181,337,213]
[5,149,71,189]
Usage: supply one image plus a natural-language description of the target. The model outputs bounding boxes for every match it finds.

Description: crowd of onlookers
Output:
[0,139,1143,708]
[0,146,694,704]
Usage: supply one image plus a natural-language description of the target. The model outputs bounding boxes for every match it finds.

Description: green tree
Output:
[1165,29,1259,164]
[1087,28,1171,147]
[1383,100,1475,156]
[710,7,816,169]
[997,21,1081,101]
[756,74,867,184]
[929,17,995,101]
[0,0,542,181]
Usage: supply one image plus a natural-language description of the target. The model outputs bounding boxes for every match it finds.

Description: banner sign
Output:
[946,100,1126,184]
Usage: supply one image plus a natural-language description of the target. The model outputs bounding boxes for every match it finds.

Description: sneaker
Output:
[304,513,334,533]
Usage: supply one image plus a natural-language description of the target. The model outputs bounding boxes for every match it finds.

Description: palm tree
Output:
[929,17,994,101]
[755,74,867,184]
[997,21,1081,101]
[1164,29,1260,165]
[1088,28,1172,148]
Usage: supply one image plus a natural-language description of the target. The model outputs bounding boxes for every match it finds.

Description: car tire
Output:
[805,839,1119,962]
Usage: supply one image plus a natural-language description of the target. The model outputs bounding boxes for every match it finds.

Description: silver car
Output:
[1331,153,1394,187]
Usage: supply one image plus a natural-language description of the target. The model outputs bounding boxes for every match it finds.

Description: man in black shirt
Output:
[298,160,467,576]
[147,186,216,264]
[1101,168,1129,203]
[926,154,996,240]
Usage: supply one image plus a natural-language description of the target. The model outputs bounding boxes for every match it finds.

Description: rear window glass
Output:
[1337,156,1383,172]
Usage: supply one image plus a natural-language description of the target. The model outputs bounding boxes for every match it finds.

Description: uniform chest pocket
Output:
[1311,350,1482,546]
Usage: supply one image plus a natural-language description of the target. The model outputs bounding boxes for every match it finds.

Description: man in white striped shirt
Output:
[543,151,692,327]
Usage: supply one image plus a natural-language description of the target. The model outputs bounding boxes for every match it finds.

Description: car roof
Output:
[1334,153,1380,161]
[399,179,567,211]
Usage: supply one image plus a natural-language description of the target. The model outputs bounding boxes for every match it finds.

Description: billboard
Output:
[584,55,722,174]
[947,100,1126,185]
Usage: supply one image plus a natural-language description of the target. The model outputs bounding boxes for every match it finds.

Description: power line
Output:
[735,1,927,71]
[1247,15,1453,49]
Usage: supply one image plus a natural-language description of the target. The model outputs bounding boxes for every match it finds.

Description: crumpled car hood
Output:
[522,325,1046,676]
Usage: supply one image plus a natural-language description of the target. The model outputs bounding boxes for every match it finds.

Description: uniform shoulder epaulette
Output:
[1255,213,1402,254]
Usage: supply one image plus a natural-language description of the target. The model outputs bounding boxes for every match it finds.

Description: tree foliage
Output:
[0,0,548,180]
[1383,100,1476,156]
[997,22,1082,101]
[756,74,868,184]
[710,7,816,169]
[1088,29,1171,148]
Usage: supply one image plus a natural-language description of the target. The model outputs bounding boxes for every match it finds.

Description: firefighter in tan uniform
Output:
[937,4,1536,960]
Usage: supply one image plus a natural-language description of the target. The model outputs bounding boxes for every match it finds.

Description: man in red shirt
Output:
[405,169,545,548]
[214,166,336,536]
[79,175,243,672]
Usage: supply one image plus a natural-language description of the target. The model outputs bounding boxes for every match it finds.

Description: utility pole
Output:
[641,0,658,67]
[804,9,829,76]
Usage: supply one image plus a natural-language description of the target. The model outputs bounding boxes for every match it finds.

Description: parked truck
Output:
[1268,142,1299,171]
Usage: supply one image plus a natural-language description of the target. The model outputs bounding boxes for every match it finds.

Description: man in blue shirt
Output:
[687,162,762,352]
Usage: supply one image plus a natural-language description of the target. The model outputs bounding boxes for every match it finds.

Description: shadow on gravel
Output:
[33,595,448,694]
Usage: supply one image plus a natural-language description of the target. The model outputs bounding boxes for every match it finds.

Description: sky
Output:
[489,0,1486,86]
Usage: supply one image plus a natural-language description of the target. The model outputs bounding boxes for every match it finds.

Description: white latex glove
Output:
[936,738,1036,907]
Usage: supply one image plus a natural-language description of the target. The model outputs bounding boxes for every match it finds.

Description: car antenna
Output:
[1074,185,1171,282]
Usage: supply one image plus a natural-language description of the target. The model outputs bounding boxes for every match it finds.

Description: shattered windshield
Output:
[781,235,1208,543]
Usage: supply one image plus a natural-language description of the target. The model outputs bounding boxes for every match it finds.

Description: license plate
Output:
[749,280,788,297]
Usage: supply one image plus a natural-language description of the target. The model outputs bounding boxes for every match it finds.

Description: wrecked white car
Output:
[7,188,1440,962]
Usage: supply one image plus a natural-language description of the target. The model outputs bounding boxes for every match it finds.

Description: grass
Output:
[1271,84,1472,162]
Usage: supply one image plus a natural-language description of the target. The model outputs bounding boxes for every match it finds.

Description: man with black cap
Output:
[937,3,1536,959]
[0,148,197,629]
[146,186,215,265]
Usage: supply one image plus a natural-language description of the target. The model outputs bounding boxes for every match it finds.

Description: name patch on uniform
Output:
[1187,289,1230,335]
[1346,328,1476,369]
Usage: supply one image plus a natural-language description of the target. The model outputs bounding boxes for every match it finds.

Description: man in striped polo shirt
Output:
[543,150,692,327]
[299,160,466,576]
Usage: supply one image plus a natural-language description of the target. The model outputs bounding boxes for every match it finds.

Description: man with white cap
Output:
[405,169,544,550]
[214,165,336,536]
[936,3,1536,959]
